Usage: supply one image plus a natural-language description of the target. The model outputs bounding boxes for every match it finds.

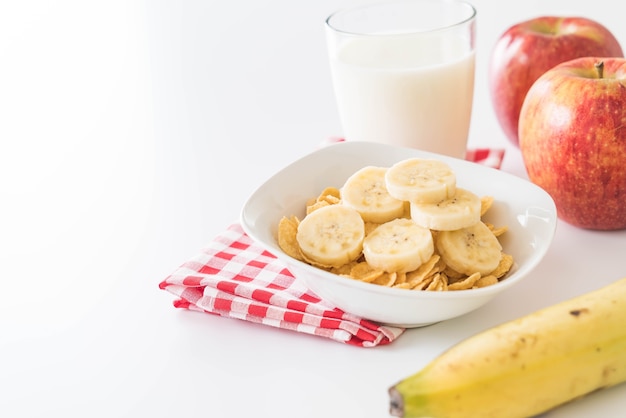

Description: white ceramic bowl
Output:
[240,141,557,328]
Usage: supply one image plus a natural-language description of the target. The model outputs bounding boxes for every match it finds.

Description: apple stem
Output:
[595,61,604,79]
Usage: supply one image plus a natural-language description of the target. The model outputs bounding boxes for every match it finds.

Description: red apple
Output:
[519,57,626,230]
[489,16,623,147]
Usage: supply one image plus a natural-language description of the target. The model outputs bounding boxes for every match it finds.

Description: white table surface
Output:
[2,1,625,417]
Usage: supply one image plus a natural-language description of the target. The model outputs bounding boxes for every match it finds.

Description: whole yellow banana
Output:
[388,277,626,418]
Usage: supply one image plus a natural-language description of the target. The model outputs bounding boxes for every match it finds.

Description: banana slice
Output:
[296,204,365,268]
[385,158,456,203]
[435,221,502,276]
[362,218,434,273]
[410,188,482,231]
[341,166,405,223]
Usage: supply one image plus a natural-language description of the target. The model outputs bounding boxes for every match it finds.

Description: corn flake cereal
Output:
[277,216,302,261]
[448,272,481,290]
[276,176,514,292]
[350,262,384,283]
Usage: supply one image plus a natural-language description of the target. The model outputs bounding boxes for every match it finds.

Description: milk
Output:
[328,35,475,159]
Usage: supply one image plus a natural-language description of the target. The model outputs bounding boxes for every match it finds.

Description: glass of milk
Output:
[325,0,476,159]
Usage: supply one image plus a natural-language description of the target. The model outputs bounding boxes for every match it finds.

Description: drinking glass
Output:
[325,0,477,159]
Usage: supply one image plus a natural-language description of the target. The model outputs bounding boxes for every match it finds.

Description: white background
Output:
[1,1,625,417]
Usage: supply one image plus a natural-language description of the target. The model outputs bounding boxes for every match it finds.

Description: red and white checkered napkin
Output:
[159,144,505,347]
[159,223,405,347]
[464,148,506,170]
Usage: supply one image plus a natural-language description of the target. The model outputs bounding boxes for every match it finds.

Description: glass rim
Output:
[325,0,477,37]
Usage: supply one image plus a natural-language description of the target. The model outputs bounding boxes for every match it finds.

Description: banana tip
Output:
[388,386,404,417]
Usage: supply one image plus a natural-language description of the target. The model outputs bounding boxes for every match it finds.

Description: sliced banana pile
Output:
[277,157,513,291]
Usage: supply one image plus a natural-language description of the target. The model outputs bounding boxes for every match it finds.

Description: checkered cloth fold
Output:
[159,224,404,347]
[159,142,505,347]
[464,148,506,170]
